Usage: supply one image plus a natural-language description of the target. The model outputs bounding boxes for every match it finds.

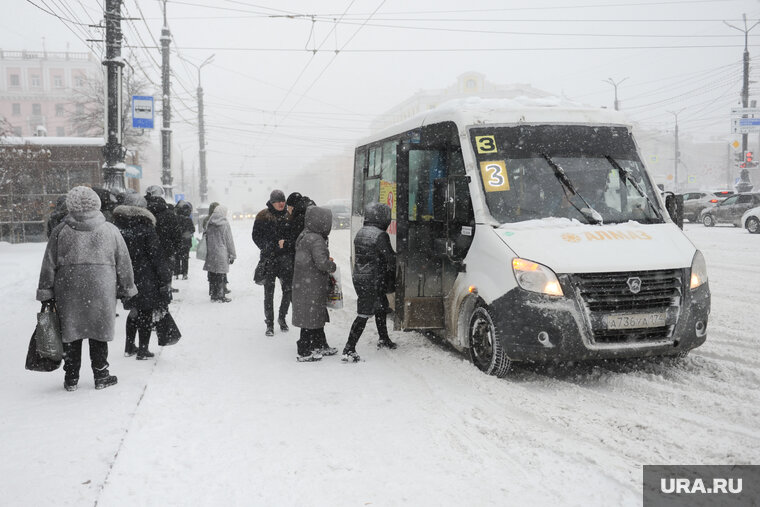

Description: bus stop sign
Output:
[132,96,154,129]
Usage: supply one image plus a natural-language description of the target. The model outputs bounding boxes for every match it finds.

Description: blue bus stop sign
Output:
[132,96,154,129]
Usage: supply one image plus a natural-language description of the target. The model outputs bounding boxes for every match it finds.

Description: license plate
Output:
[604,312,666,329]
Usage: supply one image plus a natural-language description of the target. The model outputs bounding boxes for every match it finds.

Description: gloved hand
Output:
[229,258,235,265]
[41,298,55,310]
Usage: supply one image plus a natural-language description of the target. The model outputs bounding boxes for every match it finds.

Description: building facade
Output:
[0,49,102,137]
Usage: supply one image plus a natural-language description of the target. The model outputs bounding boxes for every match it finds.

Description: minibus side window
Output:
[353,149,367,215]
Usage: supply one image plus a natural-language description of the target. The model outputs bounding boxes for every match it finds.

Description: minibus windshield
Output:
[469,125,665,225]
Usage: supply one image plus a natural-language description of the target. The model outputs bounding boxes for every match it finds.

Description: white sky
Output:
[3,0,760,182]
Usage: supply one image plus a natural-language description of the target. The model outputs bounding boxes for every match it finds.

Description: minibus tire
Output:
[468,305,511,378]
[702,214,715,227]
[746,217,760,233]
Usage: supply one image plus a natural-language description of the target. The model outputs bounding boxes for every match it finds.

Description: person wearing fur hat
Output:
[204,204,236,302]
[113,193,172,359]
[37,186,137,391]
[252,189,293,336]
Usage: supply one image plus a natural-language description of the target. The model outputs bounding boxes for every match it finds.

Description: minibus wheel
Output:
[468,306,511,378]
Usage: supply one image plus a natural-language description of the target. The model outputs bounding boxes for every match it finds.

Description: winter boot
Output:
[377,338,398,350]
[318,346,338,356]
[124,342,137,357]
[296,351,323,362]
[278,316,289,332]
[341,351,361,363]
[94,375,118,390]
[63,377,78,392]
[265,325,275,337]
[136,348,155,360]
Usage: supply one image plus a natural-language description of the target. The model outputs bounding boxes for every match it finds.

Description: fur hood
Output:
[113,204,157,227]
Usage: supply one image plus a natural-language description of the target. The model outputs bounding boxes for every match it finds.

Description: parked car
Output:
[741,206,760,233]
[700,192,760,227]
[681,190,734,222]
[323,200,351,229]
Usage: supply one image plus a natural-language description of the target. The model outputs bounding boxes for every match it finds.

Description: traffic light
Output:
[747,151,753,162]
[746,152,758,168]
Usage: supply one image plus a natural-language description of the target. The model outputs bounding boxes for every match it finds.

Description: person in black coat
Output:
[174,200,195,279]
[145,185,182,281]
[113,194,172,359]
[46,195,68,237]
[252,189,293,336]
[342,202,397,362]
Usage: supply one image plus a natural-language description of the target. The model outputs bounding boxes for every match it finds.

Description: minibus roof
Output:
[357,96,633,147]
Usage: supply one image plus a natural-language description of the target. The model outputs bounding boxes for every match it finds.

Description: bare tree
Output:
[68,57,153,151]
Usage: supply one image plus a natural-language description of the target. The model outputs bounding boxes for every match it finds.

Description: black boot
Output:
[376,313,397,349]
[63,377,78,391]
[95,375,118,389]
[265,324,275,337]
[278,316,289,332]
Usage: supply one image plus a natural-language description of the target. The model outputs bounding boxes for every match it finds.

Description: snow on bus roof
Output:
[0,136,105,146]
[358,96,631,147]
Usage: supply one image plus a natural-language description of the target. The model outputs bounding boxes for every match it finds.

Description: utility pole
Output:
[179,54,215,204]
[160,0,173,199]
[668,109,685,193]
[102,0,125,191]
[724,14,759,157]
[603,77,628,111]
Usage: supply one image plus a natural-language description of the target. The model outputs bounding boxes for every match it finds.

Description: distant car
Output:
[681,190,734,222]
[231,211,244,220]
[323,202,351,229]
[741,206,760,233]
[700,192,760,227]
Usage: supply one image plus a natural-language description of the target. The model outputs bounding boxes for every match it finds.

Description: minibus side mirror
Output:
[433,178,447,222]
[663,192,684,229]
[449,175,473,225]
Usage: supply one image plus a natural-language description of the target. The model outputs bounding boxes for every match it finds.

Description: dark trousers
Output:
[126,309,153,352]
[208,272,226,300]
[176,248,190,276]
[63,339,109,381]
[263,256,293,325]
[298,328,326,357]
[344,312,389,354]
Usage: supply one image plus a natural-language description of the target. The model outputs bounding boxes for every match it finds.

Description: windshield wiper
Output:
[604,155,663,222]
[540,153,603,225]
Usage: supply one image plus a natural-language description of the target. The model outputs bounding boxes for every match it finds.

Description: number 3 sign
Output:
[479,161,510,192]
[475,135,497,154]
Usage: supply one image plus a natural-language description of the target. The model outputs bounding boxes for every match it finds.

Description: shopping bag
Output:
[326,266,343,310]
[253,257,270,286]
[36,303,63,361]
[156,312,182,346]
[195,235,207,261]
[25,331,62,372]
[190,235,199,252]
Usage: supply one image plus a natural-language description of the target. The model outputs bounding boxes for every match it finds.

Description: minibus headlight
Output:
[690,250,708,290]
[512,258,564,297]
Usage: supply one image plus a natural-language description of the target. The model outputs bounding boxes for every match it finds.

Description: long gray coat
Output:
[203,207,236,274]
[37,210,137,343]
[291,207,336,329]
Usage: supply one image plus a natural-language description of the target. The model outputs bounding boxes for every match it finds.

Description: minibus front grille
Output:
[570,269,683,313]
[569,269,683,345]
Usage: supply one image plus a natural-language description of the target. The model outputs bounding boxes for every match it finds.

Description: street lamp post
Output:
[603,77,629,111]
[179,54,214,204]
[668,108,686,193]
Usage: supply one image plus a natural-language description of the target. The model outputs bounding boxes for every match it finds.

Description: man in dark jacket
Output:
[252,189,292,336]
[174,200,195,279]
[113,193,172,359]
[145,185,182,282]
[342,202,397,362]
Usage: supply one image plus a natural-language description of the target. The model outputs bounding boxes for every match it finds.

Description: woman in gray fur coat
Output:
[291,206,336,362]
[37,186,137,391]
[203,204,236,302]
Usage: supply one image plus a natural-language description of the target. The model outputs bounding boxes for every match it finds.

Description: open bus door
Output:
[395,141,473,331]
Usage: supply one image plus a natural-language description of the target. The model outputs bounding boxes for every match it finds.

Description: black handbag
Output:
[25,331,62,372]
[253,257,270,286]
[156,312,181,346]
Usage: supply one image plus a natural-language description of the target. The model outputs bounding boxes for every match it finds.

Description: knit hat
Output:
[286,192,302,207]
[122,191,147,208]
[66,186,101,213]
[270,189,286,203]
[145,185,164,197]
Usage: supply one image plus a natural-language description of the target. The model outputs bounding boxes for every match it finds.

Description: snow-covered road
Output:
[1,222,758,506]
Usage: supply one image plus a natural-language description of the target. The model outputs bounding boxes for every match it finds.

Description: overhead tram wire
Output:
[30,0,103,57]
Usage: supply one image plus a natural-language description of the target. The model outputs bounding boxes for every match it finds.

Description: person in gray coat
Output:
[37,186,138,391]
[291,206,337,362]
[203,204,236,302]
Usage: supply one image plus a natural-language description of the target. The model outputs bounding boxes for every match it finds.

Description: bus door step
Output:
[403,297,445,329]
